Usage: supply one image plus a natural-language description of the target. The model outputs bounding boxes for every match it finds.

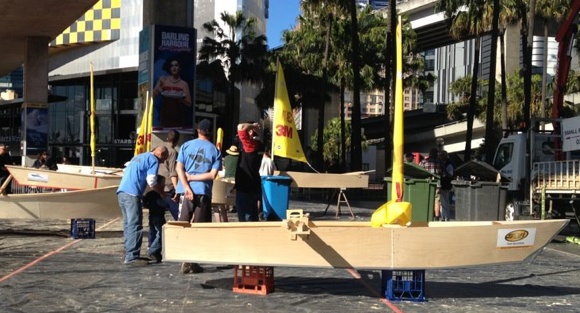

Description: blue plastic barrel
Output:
[261,175,293,221]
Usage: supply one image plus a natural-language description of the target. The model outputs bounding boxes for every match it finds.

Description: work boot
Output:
[148,251,162,263]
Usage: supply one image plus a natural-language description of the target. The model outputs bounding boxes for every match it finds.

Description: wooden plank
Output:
[279,171,369,188]
[163,219,568,269]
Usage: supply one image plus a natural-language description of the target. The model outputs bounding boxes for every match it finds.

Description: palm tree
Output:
[483,0,501,162]
[535,0,573,120]
[198,11,268,143]
[435,0,489,161]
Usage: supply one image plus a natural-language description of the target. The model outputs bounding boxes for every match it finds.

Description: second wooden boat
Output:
[0,185,120,219]
[6,165,122,190]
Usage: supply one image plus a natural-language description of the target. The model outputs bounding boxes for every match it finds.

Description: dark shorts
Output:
[178,194,212,223]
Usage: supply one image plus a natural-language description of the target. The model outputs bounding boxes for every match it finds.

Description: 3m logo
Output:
[504,230,529,242]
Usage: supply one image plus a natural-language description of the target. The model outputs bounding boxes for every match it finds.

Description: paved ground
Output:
[1,199,580,313]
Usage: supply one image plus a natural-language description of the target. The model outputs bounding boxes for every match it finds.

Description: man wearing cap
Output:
[176,118,221,274]
[235,122,263,222]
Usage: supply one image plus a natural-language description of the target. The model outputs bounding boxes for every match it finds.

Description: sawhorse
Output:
[323,188,355,218]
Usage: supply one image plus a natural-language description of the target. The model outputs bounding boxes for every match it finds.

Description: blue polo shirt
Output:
[117,152,159,196]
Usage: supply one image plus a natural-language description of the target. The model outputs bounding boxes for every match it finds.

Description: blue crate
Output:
[381,270,426,302]
[70,218,96,239]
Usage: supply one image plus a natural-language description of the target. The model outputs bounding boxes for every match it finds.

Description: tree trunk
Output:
[348,0,362,172]
[383,2,393,177]
[465,35,481,162]
[541,18,548,124]
[340,81,346,169]
[524,0,536,130]
[484,0,500,163]
[500,28,508,133]
[318,20,332,171]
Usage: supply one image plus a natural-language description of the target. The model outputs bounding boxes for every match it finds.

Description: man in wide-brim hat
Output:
[223,145,239,178]
[226,145,239,156]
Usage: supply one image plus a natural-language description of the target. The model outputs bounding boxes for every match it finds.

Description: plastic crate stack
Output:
[232,265,274,295]
[381,270,426,302]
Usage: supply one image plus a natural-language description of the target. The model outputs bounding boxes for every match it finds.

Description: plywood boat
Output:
[0,185,120,219]
[163,211,568,269]
[6,165,122,190]
[56,164,124,176]
[278,171,369,188]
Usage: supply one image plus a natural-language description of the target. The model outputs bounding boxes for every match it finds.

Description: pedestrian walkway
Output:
[1,199,580,312]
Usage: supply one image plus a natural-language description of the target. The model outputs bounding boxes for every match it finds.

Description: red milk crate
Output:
[232,265,274,295]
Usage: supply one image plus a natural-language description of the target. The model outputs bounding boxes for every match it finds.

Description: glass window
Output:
[493,143,513,169]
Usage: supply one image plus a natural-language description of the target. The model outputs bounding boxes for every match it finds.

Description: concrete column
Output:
[22,36,50,166]
[143,0,191,27]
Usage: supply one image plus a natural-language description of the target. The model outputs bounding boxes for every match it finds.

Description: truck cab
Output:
[493,133,526,193]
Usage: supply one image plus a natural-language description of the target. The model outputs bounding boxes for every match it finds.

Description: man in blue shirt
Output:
[117,146,168,266]
[176,119,221,274]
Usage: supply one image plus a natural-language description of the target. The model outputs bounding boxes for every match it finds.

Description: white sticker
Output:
[27,173,48,183]
[497,228,536,248]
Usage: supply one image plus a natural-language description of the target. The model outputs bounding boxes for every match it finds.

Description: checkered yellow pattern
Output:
[51,0,121,46]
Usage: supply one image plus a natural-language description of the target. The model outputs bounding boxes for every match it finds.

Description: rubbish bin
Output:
[452,180,507,221]
[452,160,510,221]
[261,175,293,221]
[383,177,438,222]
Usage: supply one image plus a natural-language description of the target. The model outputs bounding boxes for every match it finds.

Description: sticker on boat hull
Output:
[497,228,536,247]
[27,173,48,183]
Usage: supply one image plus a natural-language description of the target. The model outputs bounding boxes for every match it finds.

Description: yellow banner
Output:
[134,94,152,156]
[272,61,307,163]
[90,63,96,159]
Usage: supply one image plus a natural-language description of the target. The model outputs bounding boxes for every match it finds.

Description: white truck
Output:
[491,0,580,222]
[492,117,580,221]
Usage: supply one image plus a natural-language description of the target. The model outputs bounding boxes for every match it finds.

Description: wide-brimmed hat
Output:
[226,145,239,156]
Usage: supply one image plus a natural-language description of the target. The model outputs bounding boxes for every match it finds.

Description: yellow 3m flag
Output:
[273,61,307,163]
[134,94,152,156]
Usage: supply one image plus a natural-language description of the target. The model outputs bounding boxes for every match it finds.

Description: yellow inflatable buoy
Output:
[371,200,412,228]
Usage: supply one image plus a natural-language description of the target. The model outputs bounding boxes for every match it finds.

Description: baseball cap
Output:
[197,119,212,133]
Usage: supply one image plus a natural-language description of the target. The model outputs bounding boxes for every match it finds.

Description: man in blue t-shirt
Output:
[176,119,221,274]
[117,146,168,266]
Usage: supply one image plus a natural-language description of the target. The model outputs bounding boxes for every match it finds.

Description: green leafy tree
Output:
[310,118,367,169]
[435,0,490,161]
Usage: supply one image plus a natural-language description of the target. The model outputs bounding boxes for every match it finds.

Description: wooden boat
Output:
[0,185,120,219]
[6,165,122,190]
[278,171,369,188]
[56,163,124,176]
[163,210,568,269]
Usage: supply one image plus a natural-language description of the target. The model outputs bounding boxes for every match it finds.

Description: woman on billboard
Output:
[153,57,192,128]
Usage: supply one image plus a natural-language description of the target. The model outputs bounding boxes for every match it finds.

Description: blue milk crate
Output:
[381,270,426,302]
[70,218,96,239]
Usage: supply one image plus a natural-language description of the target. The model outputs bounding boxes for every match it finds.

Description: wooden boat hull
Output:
[163,219,568,270]
[0,186,120,219]
[56,164,124,176]
[6,165,122,190]
[279,171,369,188]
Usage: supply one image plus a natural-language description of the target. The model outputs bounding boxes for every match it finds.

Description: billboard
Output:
[24,104,49,155]
[139,25,197,130]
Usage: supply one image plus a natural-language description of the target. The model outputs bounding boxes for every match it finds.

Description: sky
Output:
[267,0,301,49]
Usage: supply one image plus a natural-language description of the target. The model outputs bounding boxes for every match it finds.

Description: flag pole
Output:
[90,62,96,174]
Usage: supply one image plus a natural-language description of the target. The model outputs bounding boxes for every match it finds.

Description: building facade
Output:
[0,0,269,167]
